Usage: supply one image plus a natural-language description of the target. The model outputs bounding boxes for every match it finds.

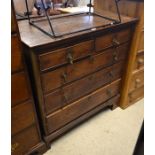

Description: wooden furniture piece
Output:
[11,4,47,155]
[94,0,144,108]
[17,10,137,145]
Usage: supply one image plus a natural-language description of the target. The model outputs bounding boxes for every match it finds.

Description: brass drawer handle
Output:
[67,52,73,64]
[61,72,67,83]
[112,38,120,46]
[11,143,19,152]
[138,58,144,64]
[109,71,114,78]
[63,94,68,102]
[135,78,141,88]
[89,55,94,63]
[113,52,118,61]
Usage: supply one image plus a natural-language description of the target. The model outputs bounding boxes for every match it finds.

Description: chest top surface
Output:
[18,10,137,48]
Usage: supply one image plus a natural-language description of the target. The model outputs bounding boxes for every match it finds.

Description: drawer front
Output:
[44,61,124,114]
[11,35,23,72]
[41,43,129,93]
[95,28,131,52]
[12,100,36,135]
[137,30,144,52]
[46,79,121,133]
[128,86,144,104]
[11,125,40,155]
[134,52,144,71]
[12,72,30,107]
[129,69,144,93]
[39,40,94,71]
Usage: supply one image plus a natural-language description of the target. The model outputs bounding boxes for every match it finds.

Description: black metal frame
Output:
[24,0,122,38]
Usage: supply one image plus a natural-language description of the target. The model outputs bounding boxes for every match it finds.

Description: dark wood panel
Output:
[95,28,131,52]
[11,125,41,155]
[11,100,36,135]
[11,35,23,72]
[39,40,94,71]
[46,79,121,133]
[129,69,144,93]
[44,61,124,114]
[11,72,30,106]
[41,43,129,93]
[133,51,144,71]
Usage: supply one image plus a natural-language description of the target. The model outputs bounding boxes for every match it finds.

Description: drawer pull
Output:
[138,58,144,64]
[89,55,94,63]
[63,94,68,102]
[113,52,118,61]
[109,71,114,78]
[61,73,67,83]
[135,78,141,88]
[67,52,73,64]
[106,89,112,97]
[112,38,120,46]
[11,142,19,152]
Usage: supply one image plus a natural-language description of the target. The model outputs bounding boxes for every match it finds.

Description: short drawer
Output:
[44,61,124,114]
[11,100,36,135]
[46,79,121,133]
[11,125,41,155]
[41,43,129,93]
[128,86,144,105]
[39,40,94,71]
[95,28,131,52]
[11,35,23,72]
[134,52,144,71]
[12,72,30,107]
[129,69,144,93]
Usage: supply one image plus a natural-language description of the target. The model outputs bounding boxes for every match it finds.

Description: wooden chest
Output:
[94,0,144,108]
[11,5,47,155]
[18,11,137,144]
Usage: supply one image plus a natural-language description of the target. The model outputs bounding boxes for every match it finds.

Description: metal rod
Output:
[26,0,122,38]
[40,0,56,36]
[115,0,121,22]
[25,0,31,22]
[89,0,92,14]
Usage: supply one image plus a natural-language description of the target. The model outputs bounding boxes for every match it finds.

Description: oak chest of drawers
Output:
[11,5,47,155]
[18,12,137,144]
[94,0,144,109]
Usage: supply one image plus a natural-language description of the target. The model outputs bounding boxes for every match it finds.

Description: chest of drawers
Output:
[18,12,137,145]
[11,5,47,155]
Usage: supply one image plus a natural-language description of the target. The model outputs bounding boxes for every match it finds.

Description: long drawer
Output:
[11,100,36,135]
[95,28,131,52]
[11,35,23,72]
[46,79,121,133]
[11,71,30,107]
[129,69,144,93]
[44,61,124,114]
[41,43,129,93]
[39,40,94,71]
[133,51,144,71]
[11,125,41,155]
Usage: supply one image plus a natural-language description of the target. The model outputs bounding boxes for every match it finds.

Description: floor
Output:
[44,99,144,155]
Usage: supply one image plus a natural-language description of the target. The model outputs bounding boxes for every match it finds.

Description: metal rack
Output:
[24,0,122,38]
